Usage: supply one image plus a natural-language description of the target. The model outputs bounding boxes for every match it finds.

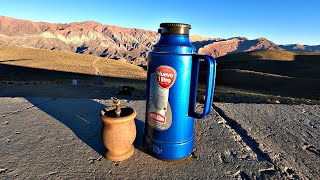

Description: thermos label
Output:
[147,65,176,131]
[156,66,176,89]
[149,112,166,123]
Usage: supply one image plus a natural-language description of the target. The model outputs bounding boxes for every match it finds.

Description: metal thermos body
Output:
[144,23,216,160]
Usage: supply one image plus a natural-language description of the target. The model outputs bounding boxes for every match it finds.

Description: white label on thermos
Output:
[147,66,176,131]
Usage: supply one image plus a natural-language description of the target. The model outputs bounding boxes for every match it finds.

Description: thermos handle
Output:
[189,54,216,119]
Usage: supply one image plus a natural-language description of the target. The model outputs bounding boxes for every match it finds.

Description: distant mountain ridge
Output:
[198,37,285,58]
[0,16,319,66]
[0,16,159,66]
[279,44,320,52]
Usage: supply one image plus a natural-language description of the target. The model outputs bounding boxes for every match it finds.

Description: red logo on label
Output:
[156,66,176,89]
[149,112,166,124]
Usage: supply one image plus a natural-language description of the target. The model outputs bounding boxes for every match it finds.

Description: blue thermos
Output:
[144,23,216,160]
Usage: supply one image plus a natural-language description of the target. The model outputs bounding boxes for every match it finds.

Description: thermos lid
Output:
[158,23,191,35]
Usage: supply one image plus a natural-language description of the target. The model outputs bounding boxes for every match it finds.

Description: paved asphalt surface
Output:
[0,97,319,179]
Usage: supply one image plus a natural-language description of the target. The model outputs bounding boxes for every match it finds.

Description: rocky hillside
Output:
[198,37,285,58]
[0,16,159,67]
[279,44,320,52]
[0,16,319,66]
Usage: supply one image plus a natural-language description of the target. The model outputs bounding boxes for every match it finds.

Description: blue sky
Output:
[1,0,319,45]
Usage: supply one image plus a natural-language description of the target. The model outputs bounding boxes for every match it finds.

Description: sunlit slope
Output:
[0,46,147,81]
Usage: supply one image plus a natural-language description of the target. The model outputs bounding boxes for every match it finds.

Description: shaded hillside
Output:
[216,50,320,78]
[280,44,320,52]
[217,49,296,63]
[199,50,320,100]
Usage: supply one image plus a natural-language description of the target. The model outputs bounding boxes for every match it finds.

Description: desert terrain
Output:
[0,46,147,99]
[0,44,319,179]
[0,15,320,179]
[1,46,319,104]
[1,16,320,68]
[213,49,320,103]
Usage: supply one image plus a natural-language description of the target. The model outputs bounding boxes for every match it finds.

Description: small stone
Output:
[6,139,10,142]
[258,167,276,175]
[96,156,103,161]
[88,157,95,164]
[292,174,300,179]
[275,99,280,104]
[233,170,250,179]
[239,155,250,159]
[219,153,228,163]
[217,120,224,124]
[0,168,8,174]
[226,150,237,159]
[285,167,294,175]
[48,171,59,175]
[108,171,112,174]
[114,162,119,166]
[15,131,20,134]
[233,135,242,142]
[225,150,231,157]
[4,121,9,125]
[190,152,198,159]
[302,145,308,151]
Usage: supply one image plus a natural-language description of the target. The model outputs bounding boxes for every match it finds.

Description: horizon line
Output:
[0,14,319,46]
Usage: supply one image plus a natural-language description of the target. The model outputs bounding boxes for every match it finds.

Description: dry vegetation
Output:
[0,46,147,80]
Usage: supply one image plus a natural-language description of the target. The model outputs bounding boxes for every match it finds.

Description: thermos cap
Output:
[158,23,191,35]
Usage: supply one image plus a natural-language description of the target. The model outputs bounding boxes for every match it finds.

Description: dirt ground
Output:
[0,84,319,179]
[214,103,320,179]
[1,46,319,179]
[0,97,277,179]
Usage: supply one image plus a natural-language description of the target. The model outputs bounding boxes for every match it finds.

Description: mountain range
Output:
[0,16,319,66]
